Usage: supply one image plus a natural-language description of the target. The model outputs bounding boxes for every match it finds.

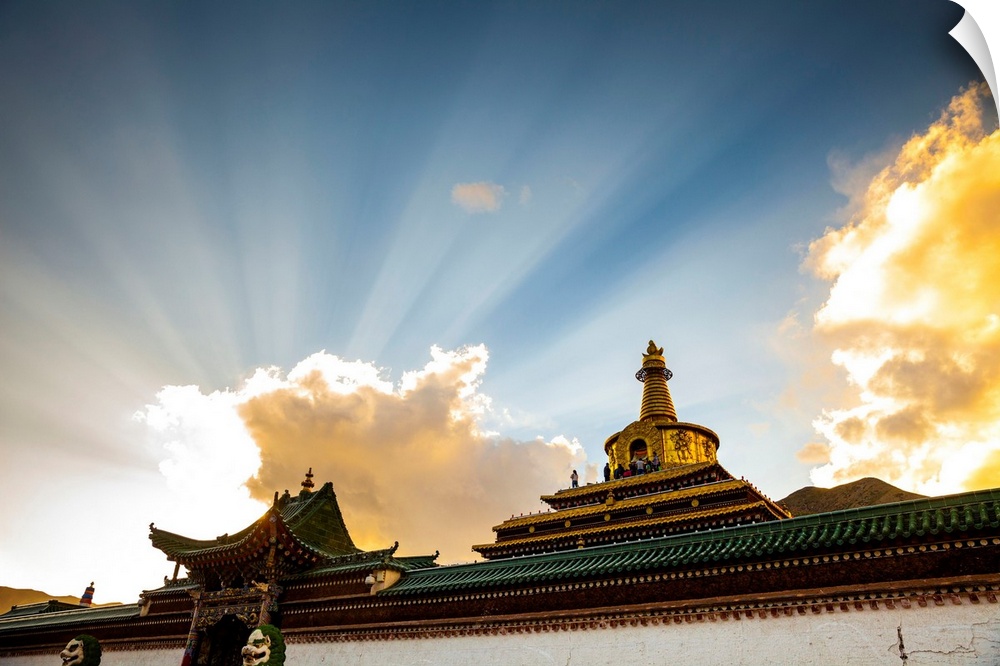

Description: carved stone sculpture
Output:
[59,635,101,666]
[241,624,285,666]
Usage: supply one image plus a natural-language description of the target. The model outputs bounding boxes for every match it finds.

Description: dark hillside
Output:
[779,477,925,516]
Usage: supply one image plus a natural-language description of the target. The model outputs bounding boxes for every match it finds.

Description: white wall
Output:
[0,647,179,666]
[3,603,998,665]
[285,604,1000,666]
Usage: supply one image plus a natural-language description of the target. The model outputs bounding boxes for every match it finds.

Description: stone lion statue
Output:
[59,634,101,666]
[241,624,285,666]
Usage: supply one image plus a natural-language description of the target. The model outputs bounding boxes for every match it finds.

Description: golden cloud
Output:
[451,181,506,213]
[795,442,831,465]
[800,83,1000,495]
[238,345,584,562]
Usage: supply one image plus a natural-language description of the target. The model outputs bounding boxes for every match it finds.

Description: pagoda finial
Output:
[79,582,95,607]
[300,467,315,493]
[635,339,677,422]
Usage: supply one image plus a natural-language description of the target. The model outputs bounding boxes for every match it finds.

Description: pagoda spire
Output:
[300,467,316,493]
[635,340,677,422]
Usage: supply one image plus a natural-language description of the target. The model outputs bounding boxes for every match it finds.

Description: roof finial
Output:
[300,467,316,493]
[79,582,95,607]
[635,339,677,422]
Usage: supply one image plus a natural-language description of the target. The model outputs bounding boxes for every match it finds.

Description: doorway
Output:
[200,615,251,666]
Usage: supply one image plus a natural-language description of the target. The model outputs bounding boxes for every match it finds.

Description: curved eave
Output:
[150,517,272,562]
[150,509,330,568]
[149,481,360,563]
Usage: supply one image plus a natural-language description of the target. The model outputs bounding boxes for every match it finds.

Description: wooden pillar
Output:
[258,512,280,626]
[257,582,281,626]
[180,591,202,666]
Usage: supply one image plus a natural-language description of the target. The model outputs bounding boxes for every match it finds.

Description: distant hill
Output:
[0,586,80,614]
[779,477,925,516]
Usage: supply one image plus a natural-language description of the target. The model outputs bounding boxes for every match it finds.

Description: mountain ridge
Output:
[778,477,925,516]
[0,586,81,614]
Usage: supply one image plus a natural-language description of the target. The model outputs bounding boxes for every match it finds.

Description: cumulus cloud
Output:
[141,345,585,562]
[451,181,506,213]
[798,83,1000,495]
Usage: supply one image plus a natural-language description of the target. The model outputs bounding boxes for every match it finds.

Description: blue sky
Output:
[0,1,997,602]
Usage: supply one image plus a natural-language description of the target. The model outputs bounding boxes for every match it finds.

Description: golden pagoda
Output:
[474,340,790,559]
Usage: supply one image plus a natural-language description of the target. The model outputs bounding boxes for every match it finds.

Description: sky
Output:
[0,1,997,604]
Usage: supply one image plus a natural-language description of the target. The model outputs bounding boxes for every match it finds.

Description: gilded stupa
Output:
[604,339,718,469]
[474,340,790,559]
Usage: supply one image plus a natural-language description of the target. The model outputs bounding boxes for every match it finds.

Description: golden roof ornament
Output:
[635,339,677,422]
[79,582,95,607]
[300,467,316,493]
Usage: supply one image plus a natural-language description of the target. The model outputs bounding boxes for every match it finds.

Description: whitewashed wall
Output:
[0,647,179,666]
[3,604,998,665]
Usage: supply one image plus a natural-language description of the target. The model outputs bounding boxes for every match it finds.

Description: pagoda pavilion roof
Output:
[540,461,725,505]
[150,481,360,566]
[473,500,771,555]
[387,487,1000,597]
[477,462,790,559]
[501,479,754,530]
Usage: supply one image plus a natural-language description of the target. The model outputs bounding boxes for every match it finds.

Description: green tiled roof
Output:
[0,601,80,619]
[280,483,359,555]
[284,549,440,580]
[0,604,139,634]
[383,488,1000,596]
[391,554,441,571]
[150,482,359,562]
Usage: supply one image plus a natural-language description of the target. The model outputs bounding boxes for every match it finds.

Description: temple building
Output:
[2,341,1000,665]
[475,341,789,559]
[146,470,439,663]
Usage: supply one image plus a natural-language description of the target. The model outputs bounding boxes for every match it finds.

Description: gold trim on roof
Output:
[498,479,750,531]
[475,501,771,552]
[541,462,720,502]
